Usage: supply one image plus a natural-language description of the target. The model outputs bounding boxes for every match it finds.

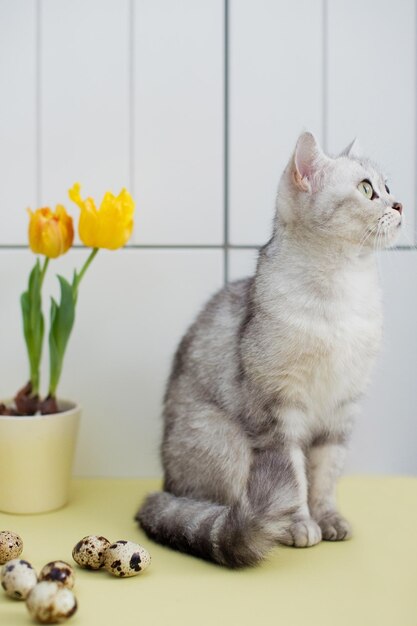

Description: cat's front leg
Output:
[247,440,321,548]
[307,441,352,541]
[276,446,322,548]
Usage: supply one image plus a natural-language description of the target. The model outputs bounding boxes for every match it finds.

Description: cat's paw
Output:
[280,518,322,548]
[317,512,352,541]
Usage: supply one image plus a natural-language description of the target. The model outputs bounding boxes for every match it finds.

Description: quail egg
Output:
[0,530,23,564]
[26,581,77,624]
[1,558,37,600]
[72,535,110,570]
[104,540,151,577]
[39,561,75,589]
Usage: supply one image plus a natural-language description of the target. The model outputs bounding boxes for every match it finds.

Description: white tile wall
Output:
[228,248,258,282]
[0,0,415,475]
[229,0,324,246]
[134,0,224,245]
[41,0,130,217]
[0,0,37,244]
[348,250,417,475]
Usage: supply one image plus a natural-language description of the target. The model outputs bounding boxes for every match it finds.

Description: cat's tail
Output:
[136,489,296,568]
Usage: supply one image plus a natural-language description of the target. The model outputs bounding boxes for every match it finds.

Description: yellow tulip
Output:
[69,183,135,250]
[28,205,74,258]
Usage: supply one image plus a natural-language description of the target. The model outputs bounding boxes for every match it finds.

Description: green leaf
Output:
[48,275,76,396]
[20,260,44,393]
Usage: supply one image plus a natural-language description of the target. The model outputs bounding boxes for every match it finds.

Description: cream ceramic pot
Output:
[0,400,80,514]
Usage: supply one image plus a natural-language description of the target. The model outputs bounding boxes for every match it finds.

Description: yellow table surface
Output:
[1,476,416,626]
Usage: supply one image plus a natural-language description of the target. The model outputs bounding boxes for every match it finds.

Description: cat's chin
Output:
[388,223,402,244]
[359,228,401,252]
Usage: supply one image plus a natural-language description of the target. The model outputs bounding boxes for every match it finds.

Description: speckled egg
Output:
[26,581,77,624]
[0,530,23,564]
[1,559,38,600]
[104,540,151,577]
[39,561,75,589]
[72,535,110,570]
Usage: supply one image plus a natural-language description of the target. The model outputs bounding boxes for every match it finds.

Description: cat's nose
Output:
[392,202,403,215]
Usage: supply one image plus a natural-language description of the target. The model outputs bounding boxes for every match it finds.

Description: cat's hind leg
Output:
[138,403,300,567]
[161,400,252,505]
[137,442,302,568]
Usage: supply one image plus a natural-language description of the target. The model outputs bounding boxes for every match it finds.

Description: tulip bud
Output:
[28,206,74,258]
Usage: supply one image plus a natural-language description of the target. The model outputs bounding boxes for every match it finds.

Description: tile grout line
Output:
[412,0,417,246]
[322,0,328,152]
[129,0,135,206]
[0,244,416,252]
[36,0,42,206]
[223,0,229,285]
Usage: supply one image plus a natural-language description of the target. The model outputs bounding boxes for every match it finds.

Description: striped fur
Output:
[138,491,295,568]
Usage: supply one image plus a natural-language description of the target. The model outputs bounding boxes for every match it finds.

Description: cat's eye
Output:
[385,183,390,194]
[357,180,374,200]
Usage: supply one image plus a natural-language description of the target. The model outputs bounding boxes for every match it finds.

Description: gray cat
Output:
[137,132,402,567]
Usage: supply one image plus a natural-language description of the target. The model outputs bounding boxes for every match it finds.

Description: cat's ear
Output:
[293,132,327,193]
[340,137,361,158]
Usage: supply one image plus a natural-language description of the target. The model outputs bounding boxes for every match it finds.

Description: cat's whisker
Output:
[388,236,404,257]
[371,221,382,253]
[359,225,375,247]
[359,223,379,252]
[385,231,390,251]
[378,224,386,252]
[380,223,387,250]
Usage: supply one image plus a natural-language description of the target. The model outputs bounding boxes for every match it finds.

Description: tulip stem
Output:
[73,248,99,293]
[47,247,99,398]
[40,257,49,286]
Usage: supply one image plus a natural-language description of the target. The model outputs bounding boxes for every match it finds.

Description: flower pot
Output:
[0,400,80,514]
